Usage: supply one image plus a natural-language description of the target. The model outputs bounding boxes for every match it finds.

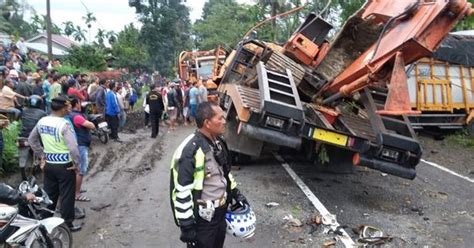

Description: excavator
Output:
[177,48,227,101]
[214,0,473,179]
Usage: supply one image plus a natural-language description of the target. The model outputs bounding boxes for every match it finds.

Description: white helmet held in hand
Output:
[225,204,256,239]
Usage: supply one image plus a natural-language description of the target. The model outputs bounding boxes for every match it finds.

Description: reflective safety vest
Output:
[170,132,237,227]
[36,116,71,164]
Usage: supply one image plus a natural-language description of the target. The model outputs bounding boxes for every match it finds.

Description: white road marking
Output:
[421,159,474,183]
[274,154,356,247]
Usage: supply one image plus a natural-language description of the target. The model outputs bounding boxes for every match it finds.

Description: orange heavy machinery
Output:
[216,0,473,179]
[177,48,227,101]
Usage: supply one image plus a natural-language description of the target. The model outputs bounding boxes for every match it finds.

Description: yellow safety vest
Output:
[36,116,71,164]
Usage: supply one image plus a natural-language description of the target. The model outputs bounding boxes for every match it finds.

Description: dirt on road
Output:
[4,113,467,248]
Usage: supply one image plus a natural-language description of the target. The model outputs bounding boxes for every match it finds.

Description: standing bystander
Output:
[68,96,94,202]
[146,84,164,138]
[105,81,121,142]
[28,96,83,232]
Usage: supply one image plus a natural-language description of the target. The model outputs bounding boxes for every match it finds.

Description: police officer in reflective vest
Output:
[28,96,82,232]
[170,102,249,248]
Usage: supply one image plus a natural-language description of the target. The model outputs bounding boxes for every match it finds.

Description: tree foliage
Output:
[193,0,258,50]
[130,0,192,77]
[64,45,107,71]
[0,0,61,38]
[111,24,149,71]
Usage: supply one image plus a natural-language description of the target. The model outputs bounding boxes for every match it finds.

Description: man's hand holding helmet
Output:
[231,188,249,208]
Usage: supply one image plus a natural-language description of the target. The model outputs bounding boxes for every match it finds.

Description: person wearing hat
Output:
[28,96,83,232]
[0,78,28,119]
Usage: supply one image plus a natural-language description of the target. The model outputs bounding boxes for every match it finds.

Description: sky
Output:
[27,0,253,42]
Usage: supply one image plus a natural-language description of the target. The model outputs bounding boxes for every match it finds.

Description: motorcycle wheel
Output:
[49,223,73,248]
[98,130,109,144]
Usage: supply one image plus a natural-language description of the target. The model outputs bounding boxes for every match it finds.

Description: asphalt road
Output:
[71,124,473,248]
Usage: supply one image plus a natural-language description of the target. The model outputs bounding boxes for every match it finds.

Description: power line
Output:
[78,0,107,31]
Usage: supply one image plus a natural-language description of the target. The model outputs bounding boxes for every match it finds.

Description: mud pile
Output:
[123,111,146,133]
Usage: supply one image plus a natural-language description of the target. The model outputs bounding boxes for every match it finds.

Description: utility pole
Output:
[46,0,53,61]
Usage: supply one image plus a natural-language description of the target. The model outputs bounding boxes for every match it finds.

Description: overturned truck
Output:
[215,0,473,179]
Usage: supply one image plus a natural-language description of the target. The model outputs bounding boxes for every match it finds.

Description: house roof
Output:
[27,33,79,49]
[25,42,68,57]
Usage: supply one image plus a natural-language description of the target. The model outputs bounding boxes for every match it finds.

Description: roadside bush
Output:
[22,61,38,73]
[447,129,474,148]
[55,64,88,75]
[1,121,20,175]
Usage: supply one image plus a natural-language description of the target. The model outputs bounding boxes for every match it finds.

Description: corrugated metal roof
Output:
[25,42,68,57]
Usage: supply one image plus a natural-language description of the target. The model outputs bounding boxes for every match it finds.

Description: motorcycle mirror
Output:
[28,176,37,187]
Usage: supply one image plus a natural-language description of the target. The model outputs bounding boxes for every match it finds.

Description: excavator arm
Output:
[318,0,473,115]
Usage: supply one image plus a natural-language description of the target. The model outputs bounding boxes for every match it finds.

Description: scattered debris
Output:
[423,217,430,221]
[458,211,467,215]
[353,225,393,245]
[307,214,322,225]
[322,239,336,247]
[363,213,370,217]
[430,149,439,154]
[266,202,280,208]
[411,206,420,212]
[284,214,303,227]
[381,173,388,177]
[91,203,112,212]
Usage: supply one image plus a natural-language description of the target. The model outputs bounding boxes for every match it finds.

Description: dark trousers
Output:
[144,112,150,126]
[43,163,76,224]
[192,206,227,248]
[150,111,161,138]
[106,114,119,139]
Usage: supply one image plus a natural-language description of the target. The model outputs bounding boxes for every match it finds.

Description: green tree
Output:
[72,25,87,42]
[82,11,96,42]
[111,24,149,71]
[130,0,192,76]
[95,28,106,46]
[106,31,117,44]
[193,0,258,50]
[64,45,107,71]
[0,0,61,38]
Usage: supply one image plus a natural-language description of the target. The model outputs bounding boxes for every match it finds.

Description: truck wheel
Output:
[231,151,252,165]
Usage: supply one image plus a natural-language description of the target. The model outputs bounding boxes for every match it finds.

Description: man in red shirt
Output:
[67,79,86,101]
[68,96,95,202]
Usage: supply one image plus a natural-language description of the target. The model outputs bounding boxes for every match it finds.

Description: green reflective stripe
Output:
[228,173,237,189]
[193,148,205,190]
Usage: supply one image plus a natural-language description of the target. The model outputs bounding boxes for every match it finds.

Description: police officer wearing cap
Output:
[170,101,249,248]
[28,96,82,232]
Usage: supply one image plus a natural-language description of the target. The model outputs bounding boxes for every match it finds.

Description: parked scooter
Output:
[0,177,72,247]
[88,114,109,144]
[17,137,40,181]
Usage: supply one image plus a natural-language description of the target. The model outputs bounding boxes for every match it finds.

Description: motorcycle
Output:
[88,114,109,144]
[0,177,72,247]
[80,101,109,144]
[16,137,40,181]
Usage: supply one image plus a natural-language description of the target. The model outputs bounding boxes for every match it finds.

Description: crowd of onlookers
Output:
[143,79,210,134]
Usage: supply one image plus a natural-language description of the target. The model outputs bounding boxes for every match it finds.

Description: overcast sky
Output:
[27,0,253,42]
